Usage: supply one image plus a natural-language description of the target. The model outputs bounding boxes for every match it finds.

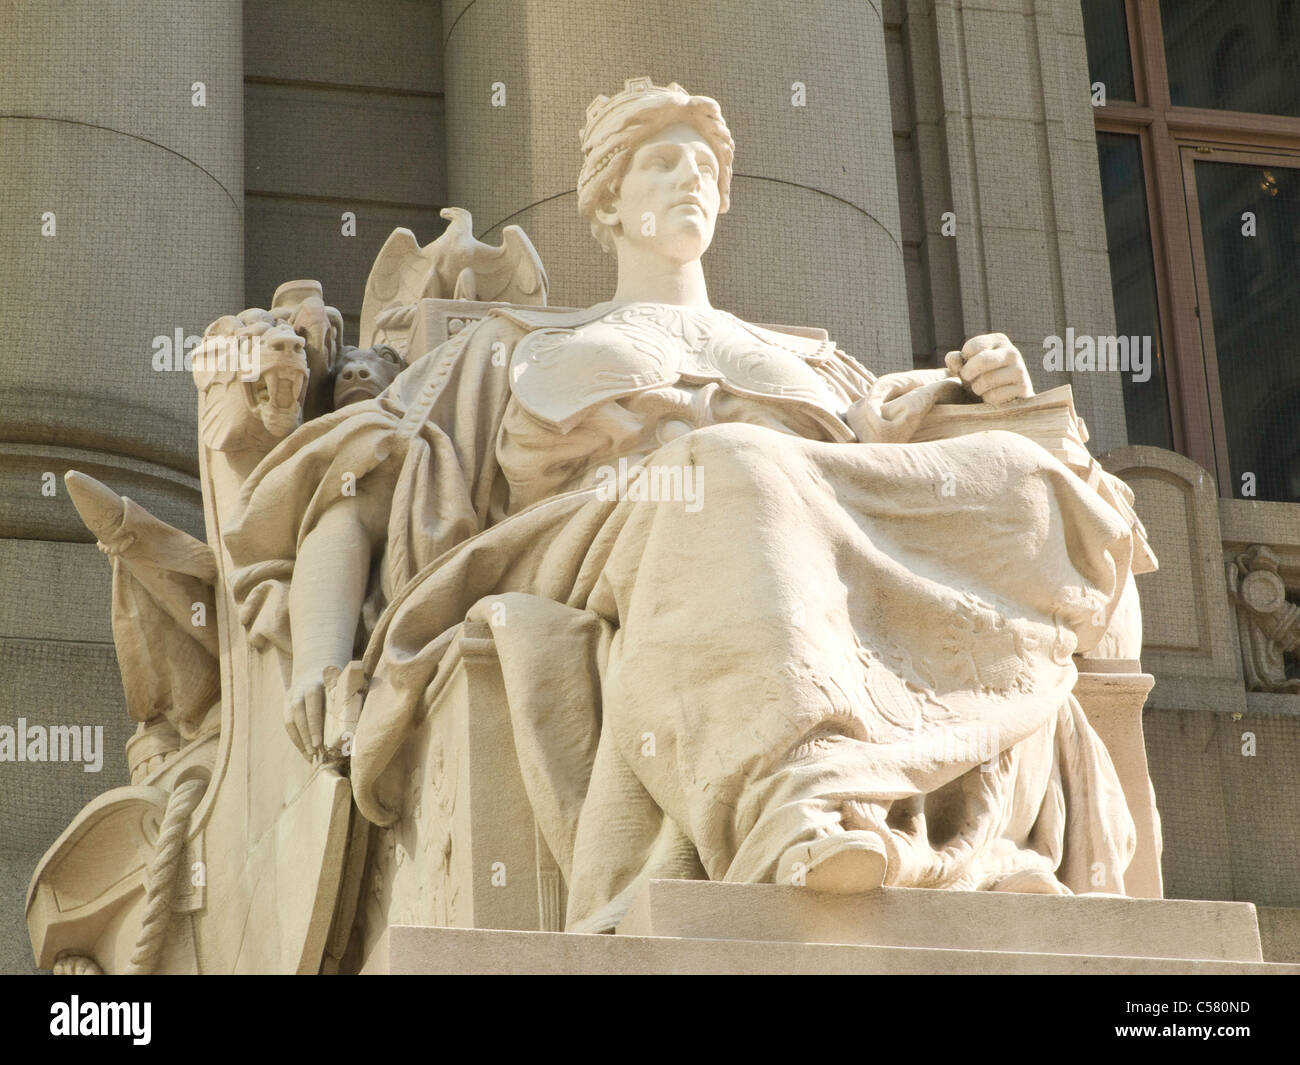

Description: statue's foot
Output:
[777,831,887,893]
[987,868,1071,895]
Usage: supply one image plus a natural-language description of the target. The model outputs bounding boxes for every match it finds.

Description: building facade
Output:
[0,0,1296,972]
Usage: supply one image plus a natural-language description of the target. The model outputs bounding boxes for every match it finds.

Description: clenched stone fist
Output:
[945,332,1034,407]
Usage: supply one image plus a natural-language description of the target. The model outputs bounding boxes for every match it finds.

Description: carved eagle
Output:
[360,207,549,347]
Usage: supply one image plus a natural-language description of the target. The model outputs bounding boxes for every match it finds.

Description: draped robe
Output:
[225,301,1149,932]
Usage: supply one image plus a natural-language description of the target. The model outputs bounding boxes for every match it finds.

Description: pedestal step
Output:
[362,925,1300,975]
[360,880,1290,974]
[616,880,1265,962]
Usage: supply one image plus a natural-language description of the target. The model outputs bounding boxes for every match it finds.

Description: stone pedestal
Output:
[355,623,565,967]
[362,880,1299,974]
[616,879,1258,960]
[1073,664,1163,898]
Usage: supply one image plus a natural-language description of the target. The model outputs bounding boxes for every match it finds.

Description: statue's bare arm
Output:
[284,496,380,758]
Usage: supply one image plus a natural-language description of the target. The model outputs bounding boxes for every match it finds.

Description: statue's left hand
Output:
[945,333,1034,407]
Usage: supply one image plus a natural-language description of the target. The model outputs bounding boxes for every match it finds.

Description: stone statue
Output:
[229,77,1153,923]
[28,77,1160,973]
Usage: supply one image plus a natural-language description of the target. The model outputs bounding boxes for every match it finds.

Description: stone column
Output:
[0,0,244,540]
[441,0,912,370]
[901,0,1129,452]
[0,0,242,973]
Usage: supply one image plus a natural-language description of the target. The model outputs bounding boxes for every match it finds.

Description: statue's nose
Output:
[340,366,372,383]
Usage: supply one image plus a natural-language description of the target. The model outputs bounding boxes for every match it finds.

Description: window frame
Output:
[1091,0,1300,493]
[1179,145,1300,492]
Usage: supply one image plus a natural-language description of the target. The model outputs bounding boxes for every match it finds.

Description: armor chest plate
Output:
[507,303,851,438]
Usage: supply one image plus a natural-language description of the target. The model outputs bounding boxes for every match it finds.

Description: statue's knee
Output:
[1081,572,1143,660]
[675,422,787,473]
[982,429,1052,470]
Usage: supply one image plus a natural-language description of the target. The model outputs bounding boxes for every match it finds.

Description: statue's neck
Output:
[609,250,711,310]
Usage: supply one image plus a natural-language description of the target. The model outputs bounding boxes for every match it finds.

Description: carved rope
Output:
[124,777,207,975]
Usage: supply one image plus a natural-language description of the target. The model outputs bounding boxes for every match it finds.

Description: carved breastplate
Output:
[506,303,853,441]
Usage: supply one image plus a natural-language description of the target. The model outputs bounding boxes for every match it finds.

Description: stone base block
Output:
[361,925,1300,975]
[1258,907,1300,963]
[358,878,1297,974]
[615,880,1263,962]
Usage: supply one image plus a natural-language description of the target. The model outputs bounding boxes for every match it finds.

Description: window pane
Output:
[1162,0,1300,116]
[1193,159,1300,501]
[1096,133,1174,449]
[1082,0,1136,102]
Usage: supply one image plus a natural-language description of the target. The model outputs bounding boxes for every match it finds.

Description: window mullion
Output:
[1128,0,1223,480]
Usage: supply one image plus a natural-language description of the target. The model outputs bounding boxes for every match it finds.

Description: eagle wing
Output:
[360,227,442,347]
[452,224,549,305]
[361,213,550,346]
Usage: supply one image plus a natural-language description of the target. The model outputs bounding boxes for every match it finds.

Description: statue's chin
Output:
[619,225,712,268]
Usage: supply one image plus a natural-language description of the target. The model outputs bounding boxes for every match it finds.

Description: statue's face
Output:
[250,325,309,438]
[333,345,404,407]
[599,121,721,263]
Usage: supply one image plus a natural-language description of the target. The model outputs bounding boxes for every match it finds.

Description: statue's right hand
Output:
[284,671,328,760]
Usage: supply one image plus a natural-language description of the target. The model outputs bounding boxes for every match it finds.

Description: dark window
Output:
[1083,0,1300,498]
[1162,0,1300,116]
[1083,0,1137,102]
[1097,133,1173,449]
[1191,159,1300,500]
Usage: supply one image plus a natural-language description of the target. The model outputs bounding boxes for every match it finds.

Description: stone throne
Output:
[29,203,1264,975]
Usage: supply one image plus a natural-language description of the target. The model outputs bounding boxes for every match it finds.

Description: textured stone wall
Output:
[243,0,448,340]
[1101,447,1300,955]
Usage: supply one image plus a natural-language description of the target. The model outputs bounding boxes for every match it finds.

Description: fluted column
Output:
[442,0,912,370]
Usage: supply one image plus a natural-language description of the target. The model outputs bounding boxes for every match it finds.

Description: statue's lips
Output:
[669,199,705,213]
